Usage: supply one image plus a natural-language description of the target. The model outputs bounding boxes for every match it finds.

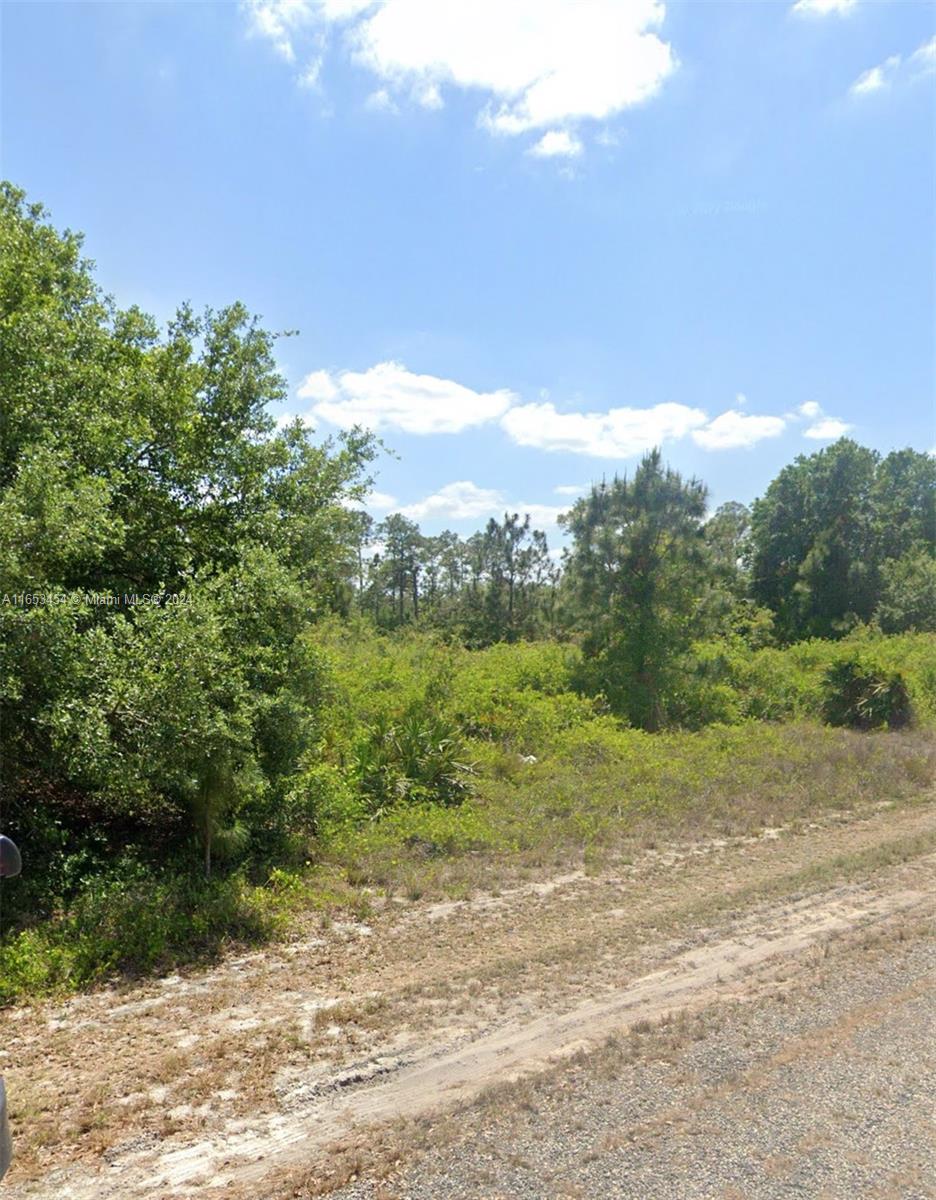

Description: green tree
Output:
[0,185,373,894]
[875,548,936,633]
[562,450,709,730]
[750,439,935,642]
[871,449,936,564]
[375,514,423,625]
[704,502,751,586]
[750,439,879,641]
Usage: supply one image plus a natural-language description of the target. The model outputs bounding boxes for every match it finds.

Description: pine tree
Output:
[562,450,708,730]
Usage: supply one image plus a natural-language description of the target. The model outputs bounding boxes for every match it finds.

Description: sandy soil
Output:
[2,799,934,1199]
[330,915,935,1200]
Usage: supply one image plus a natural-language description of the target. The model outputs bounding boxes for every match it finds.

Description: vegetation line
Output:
[1,184,934,1001]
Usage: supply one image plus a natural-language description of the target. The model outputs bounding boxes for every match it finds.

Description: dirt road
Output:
[2,799,934,1199]
[332,907,935,1200]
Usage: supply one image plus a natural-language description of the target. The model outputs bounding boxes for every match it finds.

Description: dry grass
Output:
[322,725,936,906]
[5,795,934,1195]
[226,902,936,1200]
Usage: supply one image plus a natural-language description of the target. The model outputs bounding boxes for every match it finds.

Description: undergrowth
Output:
[3,718,933,1004]
[2,624,933,1003]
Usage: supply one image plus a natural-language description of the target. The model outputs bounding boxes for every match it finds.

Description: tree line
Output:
[560,444,934,729]
[1,183,933,904]
[350,511,559,644]
[346,442,934,728]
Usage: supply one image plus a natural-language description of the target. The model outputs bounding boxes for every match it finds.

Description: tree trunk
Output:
[203,801,212,880]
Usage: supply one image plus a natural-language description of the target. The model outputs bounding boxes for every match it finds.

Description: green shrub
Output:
[283,762,364,833]
[449,641,597,752]
[0,861,285,1004]
[316,623,598,756]
[683,630,935,729]
[821,655,914,730]
[354,708,476,816]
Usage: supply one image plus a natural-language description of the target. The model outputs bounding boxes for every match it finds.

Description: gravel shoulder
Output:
[330,910,935,1200]
[2,798,934,1199]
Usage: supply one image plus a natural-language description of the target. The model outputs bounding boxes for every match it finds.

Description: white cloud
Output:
[789,400,852,440]
[241,0,315,61]
[357,1,675,137]
[297,368,339,402]
[368,80,441,112]
[522,502,568,528]
[364,86,398,112]
[298,56,324,88]
[850,61,895,96]
[297,362,802,460]
[415,81,444,110]
[341,488,398,513]
[911,36,936,68]
[300,361,516,434]
[847,39,936,98]
[501,400,707,458]
[804,417,853,439]
[792,0,857,15]
[245,0,677,148]
[399,480,565,527]
[528,130,583,159]
[554,483,588,496]
[401,480,502,520]
[364,489,398,510]
[692,410,786,451]
[322,0,376,14]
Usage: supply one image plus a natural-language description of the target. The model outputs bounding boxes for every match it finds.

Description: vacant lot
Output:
[2,788,934,1199]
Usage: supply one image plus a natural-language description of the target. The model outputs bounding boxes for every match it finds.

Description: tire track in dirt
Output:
[22,873,932,1199]
[4,803,934,1198]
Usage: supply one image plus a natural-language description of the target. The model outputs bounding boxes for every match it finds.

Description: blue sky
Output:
[3,0,934,536]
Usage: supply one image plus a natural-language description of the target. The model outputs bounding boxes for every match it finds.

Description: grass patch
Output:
[3,720,933,1004]
[315,722,936,899]
[0,869,273,1003]
[0,864,363,1005]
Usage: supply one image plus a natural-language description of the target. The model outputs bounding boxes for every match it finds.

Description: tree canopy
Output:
[561,451,709,730]
[749,439,935,641]
[0,185,376,887]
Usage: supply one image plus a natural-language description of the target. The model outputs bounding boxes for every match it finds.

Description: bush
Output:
[316,623,598,756]
[283,762,363,833]
[821,655,913,730]
[0,860,285,1003]
[682,630,935,729]
[354,708,476,816]
[448,641,598,752]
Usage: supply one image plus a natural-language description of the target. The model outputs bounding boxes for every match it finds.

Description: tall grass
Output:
[3,625,933,1002]
[318,722,936,898]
